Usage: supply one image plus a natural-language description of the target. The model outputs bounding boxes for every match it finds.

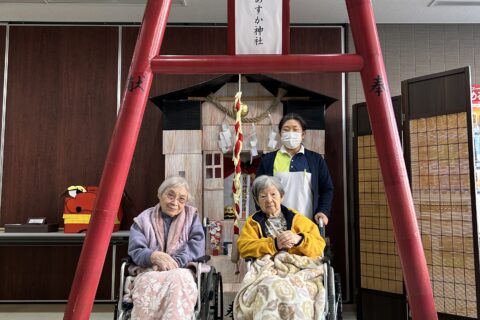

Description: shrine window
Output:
[204,151,223,180]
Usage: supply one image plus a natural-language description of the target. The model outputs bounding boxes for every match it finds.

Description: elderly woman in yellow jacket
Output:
[235,175,327,320]
[238,174,325,259]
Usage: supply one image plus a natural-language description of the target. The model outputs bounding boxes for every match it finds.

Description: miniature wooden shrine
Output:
[151,74,336,257]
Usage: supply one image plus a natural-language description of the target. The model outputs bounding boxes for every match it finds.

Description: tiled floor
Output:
[0,303,357,319]
[342,304,357,320]
[0,304,114,320]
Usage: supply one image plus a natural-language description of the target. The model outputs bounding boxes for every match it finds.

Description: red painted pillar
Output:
[346,0,437,319]
[64,0,172,319]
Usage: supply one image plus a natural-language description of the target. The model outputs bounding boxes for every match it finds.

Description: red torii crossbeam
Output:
[64,0,438,319]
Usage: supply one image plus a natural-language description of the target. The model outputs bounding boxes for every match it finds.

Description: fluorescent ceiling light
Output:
[0,0,188,5]
[428,0,480,6]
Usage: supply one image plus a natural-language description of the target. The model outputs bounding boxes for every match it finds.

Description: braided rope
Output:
[232,92,243,234]
[206,88,287,123]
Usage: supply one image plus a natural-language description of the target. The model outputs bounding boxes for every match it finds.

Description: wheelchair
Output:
[114,255,223,320]
[241,220,342,320]
[319,220,343,320]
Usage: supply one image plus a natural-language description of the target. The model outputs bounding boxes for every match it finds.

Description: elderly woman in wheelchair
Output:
[127,176,205,319]
[234,175,327,320]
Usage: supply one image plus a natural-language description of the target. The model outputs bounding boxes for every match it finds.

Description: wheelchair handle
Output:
[318,220,326,238]
[318,219,324,228]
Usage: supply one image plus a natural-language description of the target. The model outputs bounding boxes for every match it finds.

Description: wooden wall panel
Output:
[165,154,203,214]
[0,26,118,300]
[204,190,224,221]
[202,125,223,151]
[163,130,202,154]
[0,245,121,300]
[303,130,325,155]
[203,177,223,191]
[122,26,228,227]
[1,26,117,226]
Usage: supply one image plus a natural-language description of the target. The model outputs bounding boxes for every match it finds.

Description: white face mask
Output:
[281,131,303,149]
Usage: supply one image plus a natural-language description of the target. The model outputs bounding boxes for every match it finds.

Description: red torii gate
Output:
[64,0,438,319]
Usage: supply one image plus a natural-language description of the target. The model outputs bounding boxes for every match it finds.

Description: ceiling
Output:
[0,0,479,24]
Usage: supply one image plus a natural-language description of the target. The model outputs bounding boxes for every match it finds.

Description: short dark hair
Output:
[278,113,308,132]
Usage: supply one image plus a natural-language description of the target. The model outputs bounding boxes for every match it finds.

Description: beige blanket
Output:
[234,252,325,320]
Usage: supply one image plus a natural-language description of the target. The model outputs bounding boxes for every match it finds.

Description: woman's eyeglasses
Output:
[165,192,187,204]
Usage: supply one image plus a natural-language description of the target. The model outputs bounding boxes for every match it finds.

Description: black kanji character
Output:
[254,25,264,36]
[225,301,234,319]
[255,37,264,45]
[370,75,385,96]
[127,75,145,92]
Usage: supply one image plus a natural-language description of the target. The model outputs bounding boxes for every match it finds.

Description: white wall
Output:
[348,24,480,107]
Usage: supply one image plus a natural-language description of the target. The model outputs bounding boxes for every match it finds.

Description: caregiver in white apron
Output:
[256,113,334,225]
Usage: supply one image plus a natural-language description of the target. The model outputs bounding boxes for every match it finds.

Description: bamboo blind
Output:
[409,113,476,318]
[358,135,404,294]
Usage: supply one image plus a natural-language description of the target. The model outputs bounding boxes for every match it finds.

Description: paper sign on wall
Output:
[235,0,282,54]
[471,85,480,191]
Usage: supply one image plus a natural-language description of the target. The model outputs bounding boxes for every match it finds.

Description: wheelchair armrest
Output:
[121,256,133,264]
[244,256,256,263]
[193,255,211,263]
[244,257,256,272]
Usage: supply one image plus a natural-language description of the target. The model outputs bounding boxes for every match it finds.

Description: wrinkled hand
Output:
[150,251,178,271]
[276,231,302,250]
[314,212,329,226]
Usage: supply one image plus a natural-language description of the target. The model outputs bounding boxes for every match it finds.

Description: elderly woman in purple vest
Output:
[128,176,205,319]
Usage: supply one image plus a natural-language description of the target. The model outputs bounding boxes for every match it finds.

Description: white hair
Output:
[157,176,193,202]
[252,175,285,200]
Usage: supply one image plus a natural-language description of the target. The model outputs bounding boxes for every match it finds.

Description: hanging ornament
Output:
[266,113,278,152]
[233,101,249,117]
[218,113,233,154]
[249,123,258,164]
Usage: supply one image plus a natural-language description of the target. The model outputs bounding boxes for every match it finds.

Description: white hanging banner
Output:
[235,0,282,55]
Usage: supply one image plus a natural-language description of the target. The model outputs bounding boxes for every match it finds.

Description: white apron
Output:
[275,171,313,220]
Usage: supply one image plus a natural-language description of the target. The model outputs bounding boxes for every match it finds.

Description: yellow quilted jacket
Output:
[237,206,326,259]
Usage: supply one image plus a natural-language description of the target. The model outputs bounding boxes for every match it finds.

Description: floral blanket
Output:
[234,252,325,320]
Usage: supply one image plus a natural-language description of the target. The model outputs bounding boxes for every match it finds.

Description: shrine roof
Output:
[150,74,337,111]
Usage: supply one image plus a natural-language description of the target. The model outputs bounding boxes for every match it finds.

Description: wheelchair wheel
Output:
[200,270,214,320]
[327,266,337,320]
[334,272,343,320]
[210,272,223,320]
[114,303,130,320]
